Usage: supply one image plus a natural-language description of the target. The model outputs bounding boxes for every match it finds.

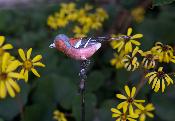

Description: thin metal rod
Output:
[79,60,90,121]
[80,79,85,121]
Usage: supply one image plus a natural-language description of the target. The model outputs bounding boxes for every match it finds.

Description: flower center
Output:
[0,48,4,56]
[127,97,134,103]
[124,36,131,42]
[162,45,169,51]
[0,73,8,81]
[23,60,33,70]
[146,54,153,61]
[121,113,127,121]
[157,71,165,79]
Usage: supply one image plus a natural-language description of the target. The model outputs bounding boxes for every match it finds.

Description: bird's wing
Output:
[73,37,102,49]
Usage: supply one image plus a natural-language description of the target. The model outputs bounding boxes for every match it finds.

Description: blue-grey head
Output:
[54,34,69,43]
[49,34,71,48]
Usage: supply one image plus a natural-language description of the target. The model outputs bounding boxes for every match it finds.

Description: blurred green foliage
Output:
[0,0,175,121]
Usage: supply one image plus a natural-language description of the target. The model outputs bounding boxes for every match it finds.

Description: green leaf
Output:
[0,118,4,121]
[21,103,55,121]
[153,0,175,6]
[87,71,105,92]
[0,81,29,120]
[97,100,116,121]
[53,75,77,109]
[152,88,175,121]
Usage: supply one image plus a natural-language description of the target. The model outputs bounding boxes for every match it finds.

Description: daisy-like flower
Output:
[0,53,23,98]
[111,28,143,54]
[111,107,138,121]
[140,51,158,69]
[145,67,174,92]
[122,47,140,71]
[18,48,45,82]
[53,110,67,121]
[0,36,13,56]
[135,103,155,121]
[110,51,125,69]
[151,42,174,63]
[116,85,145,115]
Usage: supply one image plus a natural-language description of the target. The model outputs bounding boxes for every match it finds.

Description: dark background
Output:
[0,0,175,121]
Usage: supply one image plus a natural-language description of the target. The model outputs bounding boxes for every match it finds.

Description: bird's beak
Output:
[49,43,56,48]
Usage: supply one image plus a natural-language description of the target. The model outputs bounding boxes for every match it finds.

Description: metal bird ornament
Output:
[49,34,112,60]
[49,34,126,121]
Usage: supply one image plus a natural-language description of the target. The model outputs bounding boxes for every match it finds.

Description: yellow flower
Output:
[111,108,138,121]
[131,7,145,23]
[151,42,174,63]
[0,36,13,56]
[140,51,158,69]
[47,3,108,37]
[116,85,145,115]
[111,28,143,54]
[18,48,45,82]
[53,110,67,121]
[135,103,155,121]
[110,51,125,69]
[145,67,173,92]
[122,47,140,71]
[0,53,23,99]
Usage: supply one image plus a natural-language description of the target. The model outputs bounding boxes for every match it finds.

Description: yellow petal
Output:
[132,47,139,57]
[111,108,121,114]
[131,87,136,97]
[31,68,40,77]
[148,74,157,84]
[130,40,141,45]
[129,104,134,115]
[8,72,24,79]
[112,114,120,118]
[6,60,20,72]
[27,48,32,60]
[140,114,146,121]
[145,103,155,111]
[134,102,144,110]
[18,49,26,61]
[125,85,131,97]
[116,94,127,99]
[0,81,6,98]
[145,72,156,78]
[32,55,42,62]
[0,36,5,46]
[33,62,45,67]
[24,70,29,82]
[2,44,13,50]
[127,28,132,36]
[134,100,145,103]
[8,79,20,92]
[2,52,10,72]
[117,101,126,109]
[131,34,143,39]
[5,81,15,98]
[123,102,128,113]
[162,78,165,93]
[146,112,154,118]
[158,67,163,72]
[152,77,158,89]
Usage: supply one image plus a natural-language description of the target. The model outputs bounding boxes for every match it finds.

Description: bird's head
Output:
[49,34,71,50]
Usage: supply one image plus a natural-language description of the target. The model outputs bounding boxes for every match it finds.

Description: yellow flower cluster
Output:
[110,27,143,70]
[131,7,145,23]
[47,3,108,37]
[110,27,175,93]
[111,85,155,121]
[0,35,45,99]
[53,110,67,121]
